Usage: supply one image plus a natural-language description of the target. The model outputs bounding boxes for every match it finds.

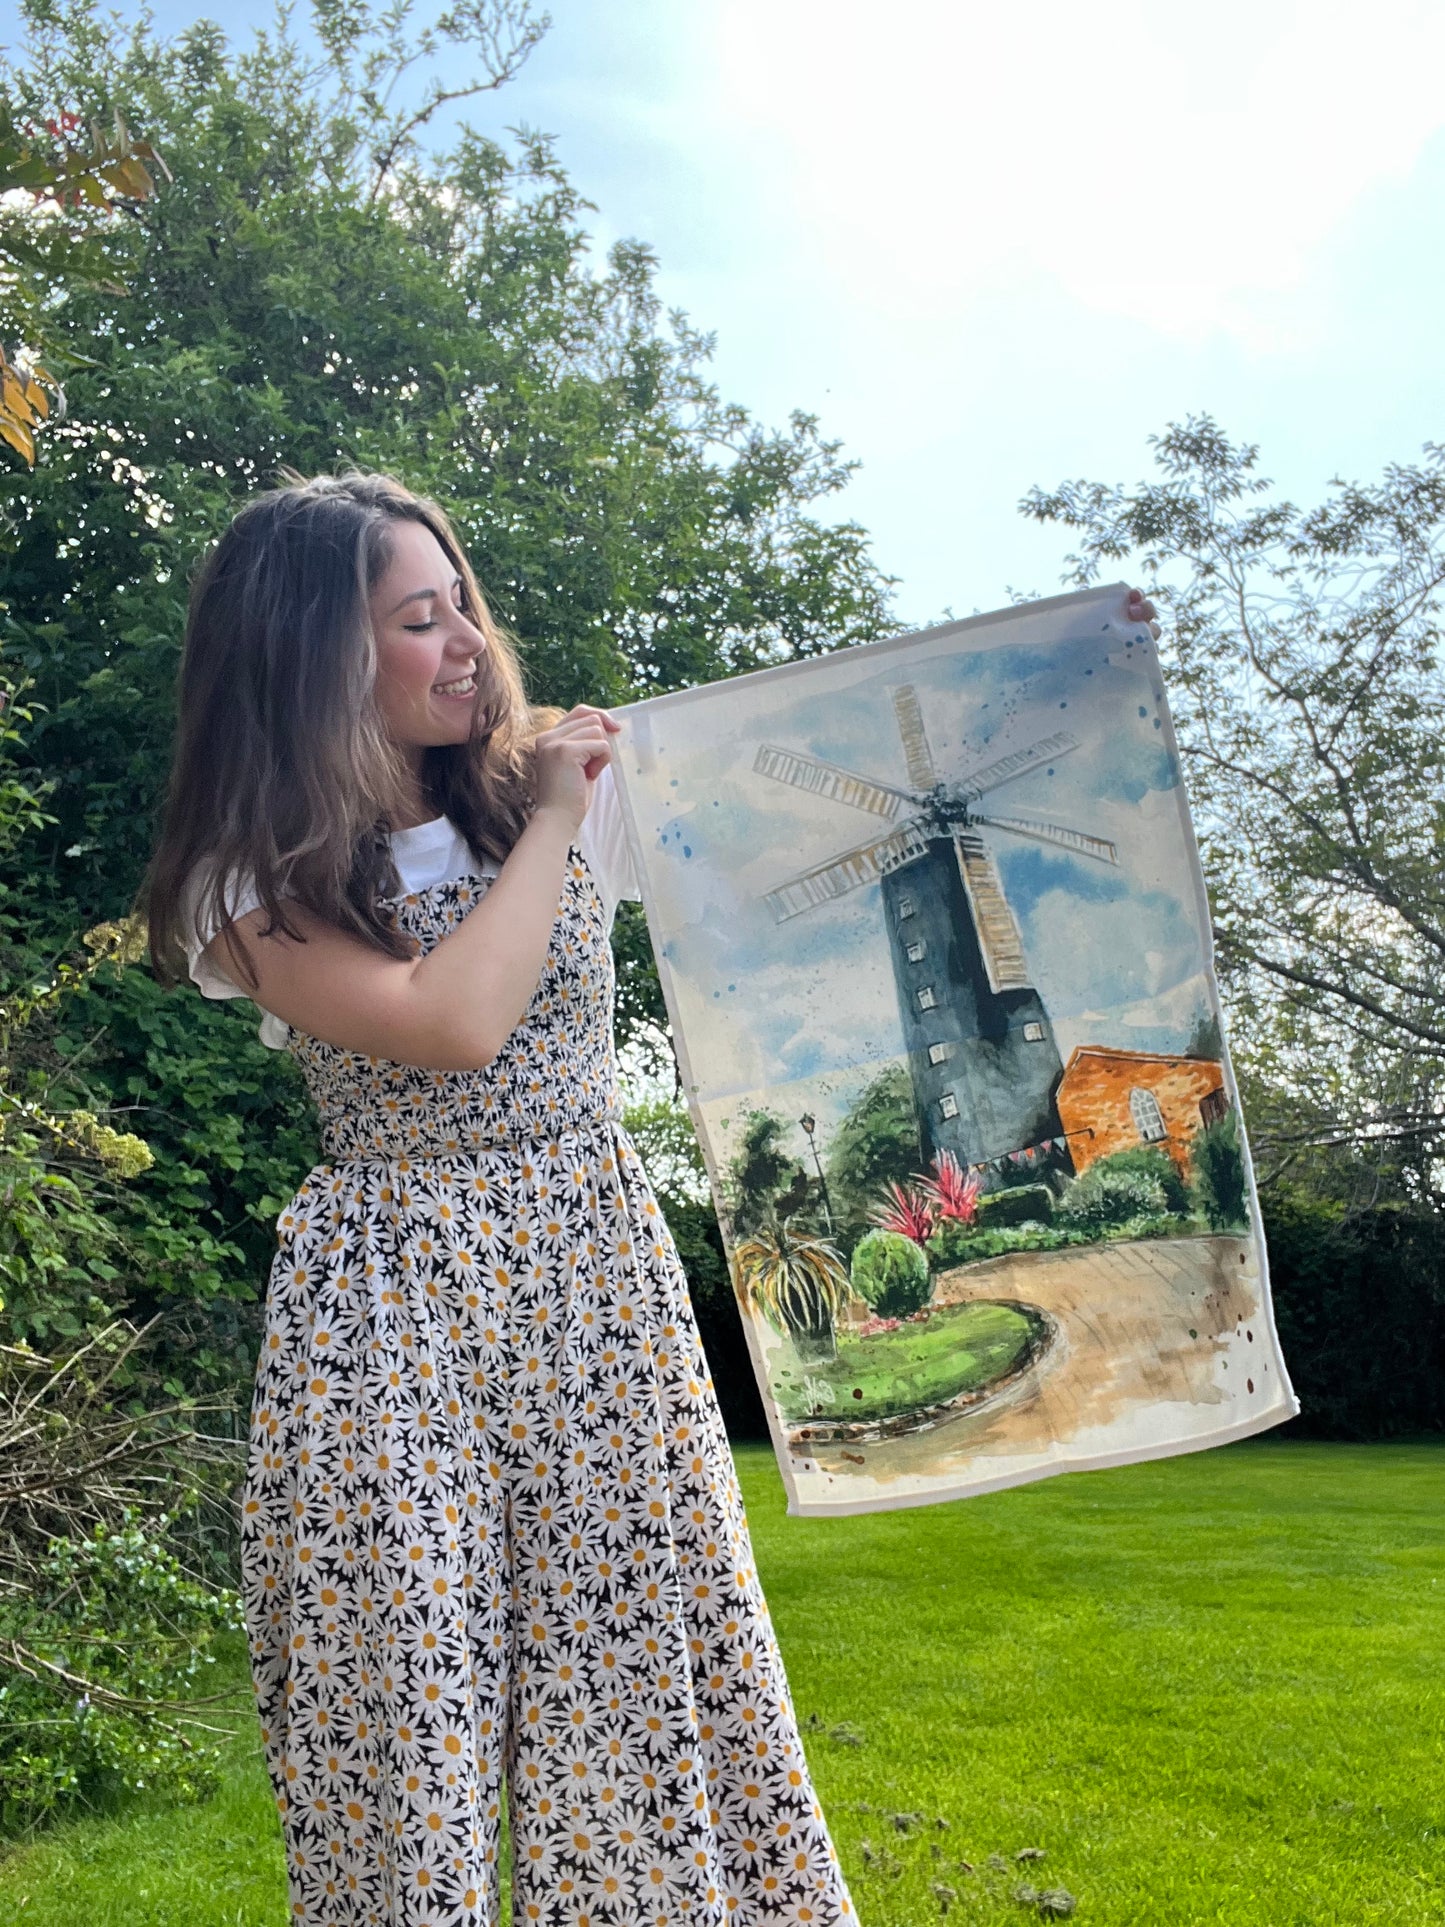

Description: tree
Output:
[1024,420,1445,1204]
[0,0,892,947]
[0,0,892,1396]
[0,101,168,462]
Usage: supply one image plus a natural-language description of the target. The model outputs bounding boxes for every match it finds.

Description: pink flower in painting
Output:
[869,1181,936,1247]
[922,1150,983,1225]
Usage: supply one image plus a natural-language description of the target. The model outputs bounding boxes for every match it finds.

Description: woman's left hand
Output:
[1127,588,1162,640]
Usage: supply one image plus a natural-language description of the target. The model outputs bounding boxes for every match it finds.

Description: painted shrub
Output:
[851,1228,931,1319]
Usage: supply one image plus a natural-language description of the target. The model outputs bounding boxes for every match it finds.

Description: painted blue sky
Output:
[616,585,1219,1159]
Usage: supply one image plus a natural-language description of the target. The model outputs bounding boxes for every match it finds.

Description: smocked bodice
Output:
[285,851,623,1161]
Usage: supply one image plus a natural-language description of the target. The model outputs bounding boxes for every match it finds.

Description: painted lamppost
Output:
[798,1112,836,1236]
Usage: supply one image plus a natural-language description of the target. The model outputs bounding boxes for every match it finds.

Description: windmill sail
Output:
[954,833,1031,992]
[973,813,1119,866]
[753,744,911,819]
[891,684,937,792]
[763,821,930,922]
[958,730,1079,803]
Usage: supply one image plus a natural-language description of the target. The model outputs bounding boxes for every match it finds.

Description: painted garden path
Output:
[801,1233,1280,1493]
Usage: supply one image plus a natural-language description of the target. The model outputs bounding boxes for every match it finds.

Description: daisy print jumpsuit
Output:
[236,836,857,1927]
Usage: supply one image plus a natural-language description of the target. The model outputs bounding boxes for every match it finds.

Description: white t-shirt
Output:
[184,761,641,1050]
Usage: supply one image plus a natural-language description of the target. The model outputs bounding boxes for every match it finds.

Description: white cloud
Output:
[709,0,1445,346]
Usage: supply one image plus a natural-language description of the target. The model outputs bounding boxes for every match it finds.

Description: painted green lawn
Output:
[2,1442,1442,1925]
[776,1302,1041,1422]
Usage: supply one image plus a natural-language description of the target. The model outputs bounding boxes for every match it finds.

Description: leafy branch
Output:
[1024,418,1445,1198]
[0,103,169,461]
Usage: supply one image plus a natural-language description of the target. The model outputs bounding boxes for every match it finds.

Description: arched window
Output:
[1129,1086,1168,1143]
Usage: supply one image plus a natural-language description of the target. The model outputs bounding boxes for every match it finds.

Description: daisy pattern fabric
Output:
[241,853,854,1927]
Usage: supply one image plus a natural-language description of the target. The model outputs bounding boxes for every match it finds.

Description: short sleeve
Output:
[178,866,290,1049]
[180,865,263,1000]
[579,760,643,930]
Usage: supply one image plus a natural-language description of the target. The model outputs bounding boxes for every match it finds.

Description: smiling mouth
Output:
[433,671,477,698]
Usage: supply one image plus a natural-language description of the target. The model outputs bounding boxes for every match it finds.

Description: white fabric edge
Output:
[779,1392,1302,1518]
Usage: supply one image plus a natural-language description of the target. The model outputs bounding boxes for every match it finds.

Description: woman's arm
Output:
[200,706,618,1071]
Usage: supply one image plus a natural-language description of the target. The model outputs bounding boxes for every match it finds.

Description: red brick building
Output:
[1054,1046,1228,1178]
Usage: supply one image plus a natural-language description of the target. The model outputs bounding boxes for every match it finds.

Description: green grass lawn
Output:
[2,1441,1441,1925]
[775,1300,1042,1422]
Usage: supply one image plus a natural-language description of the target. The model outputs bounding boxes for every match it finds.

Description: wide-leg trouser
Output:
[241,1127,856,1927]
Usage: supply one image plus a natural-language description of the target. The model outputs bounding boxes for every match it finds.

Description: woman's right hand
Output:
[532,705,622,830]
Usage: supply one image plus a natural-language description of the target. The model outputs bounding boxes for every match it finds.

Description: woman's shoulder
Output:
[179,861,262,985]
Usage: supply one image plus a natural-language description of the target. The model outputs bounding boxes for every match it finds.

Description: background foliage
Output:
[0,0,1441,1843]
[1025,420,1445,1209]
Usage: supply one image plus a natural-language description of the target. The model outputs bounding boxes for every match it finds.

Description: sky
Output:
[118,0,1445,626]
[612,586,1214,1164]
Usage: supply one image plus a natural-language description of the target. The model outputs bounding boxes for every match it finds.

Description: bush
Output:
[976,1184,1054,1229]
[928,1222,1099,1268]
[1191,1110,1248,1230]
[0,1514,244,1832]
[1116,1213,1188,1243]
[1263,1192,1445,1439]
[927,1216,985,1269]
[1058,1156,1172,1230]
[1082,1145,1188,1215]
[851,1228,931,1318]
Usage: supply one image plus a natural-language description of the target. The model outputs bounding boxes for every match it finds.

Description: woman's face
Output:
[370,519,489,755]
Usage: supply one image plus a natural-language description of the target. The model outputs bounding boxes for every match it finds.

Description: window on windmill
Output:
[938,1091,960,1120]
[905,939,926,963]
[916,985,937,1011]
[1022,1021,1045,1042]
[927,1041,952,1066]
[1129,1086,1169,1143]
[1199,1087,1228,1127]
[897,895,916,920]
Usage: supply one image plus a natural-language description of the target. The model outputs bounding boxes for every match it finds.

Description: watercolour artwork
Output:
[610,585,1298,1516]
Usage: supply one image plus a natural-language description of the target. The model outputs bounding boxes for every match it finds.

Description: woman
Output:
[147,471,857,1927]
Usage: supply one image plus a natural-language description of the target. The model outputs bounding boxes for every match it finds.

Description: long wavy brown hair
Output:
[147,471,543,989]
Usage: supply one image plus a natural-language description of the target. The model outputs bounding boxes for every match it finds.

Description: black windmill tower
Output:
[755,685,1119,1180]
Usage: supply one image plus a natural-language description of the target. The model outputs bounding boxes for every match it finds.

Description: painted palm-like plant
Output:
[733,1221,850,1361]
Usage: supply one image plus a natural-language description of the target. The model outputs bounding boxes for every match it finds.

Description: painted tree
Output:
[825,1065,924,1253]
[723,1110,802,1238]
[731,1221,849,1362]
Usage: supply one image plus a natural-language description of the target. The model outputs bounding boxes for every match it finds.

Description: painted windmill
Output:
[755,687,1120,1177]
